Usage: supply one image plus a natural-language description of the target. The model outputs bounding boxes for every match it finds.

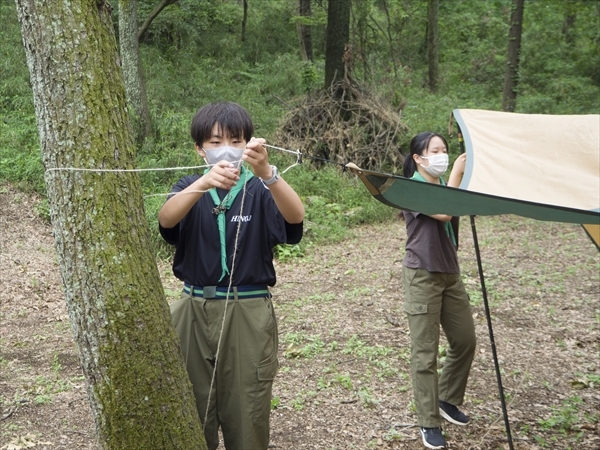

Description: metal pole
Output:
[469,215,514,450]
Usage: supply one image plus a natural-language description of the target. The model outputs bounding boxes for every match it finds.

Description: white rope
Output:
[43,145,305,176]
[281,161,302,174]
[44,161,251,199]
[45,164,211,173]
[264,143,299,155]
[202,164,252,431]
[44,144,305,186]
[143,190,210,199]
[264,144,303,174]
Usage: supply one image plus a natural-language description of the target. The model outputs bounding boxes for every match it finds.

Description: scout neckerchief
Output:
[205,167,254,281]
[410,171,457,246]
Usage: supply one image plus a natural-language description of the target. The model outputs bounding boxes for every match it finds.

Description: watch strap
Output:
[261,165,279,186]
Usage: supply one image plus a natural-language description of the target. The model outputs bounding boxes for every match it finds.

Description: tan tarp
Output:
[347,109,600,248]
[456,109,599,212]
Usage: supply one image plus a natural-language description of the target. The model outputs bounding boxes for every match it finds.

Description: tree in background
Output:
[14,0,206,448]
[325,0,351,90]
[119,0,152,144]
[562,0,576,46]
[502,0,525,112]
[241,0,248,42]
[297,0,313,61]
[426,0,439,92]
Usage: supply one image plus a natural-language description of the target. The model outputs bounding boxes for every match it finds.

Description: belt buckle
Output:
[203,286,217,299]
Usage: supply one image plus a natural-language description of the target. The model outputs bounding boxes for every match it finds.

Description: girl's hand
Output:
[447,153,467,189]
[201,161,240,190]
[452,153,467,175]
[243,137,271,179]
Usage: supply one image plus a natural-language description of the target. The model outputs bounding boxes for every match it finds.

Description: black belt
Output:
[183,283,270,300]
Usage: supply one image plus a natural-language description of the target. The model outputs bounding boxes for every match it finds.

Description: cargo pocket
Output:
[403,302,428,315]
[258,355,278,381]
[253,355,278,427]
[403,302,436,342]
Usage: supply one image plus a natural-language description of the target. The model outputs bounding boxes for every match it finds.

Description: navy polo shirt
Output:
[160,174,303,287]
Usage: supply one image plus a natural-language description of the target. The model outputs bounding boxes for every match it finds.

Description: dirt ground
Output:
[1,184,599,450]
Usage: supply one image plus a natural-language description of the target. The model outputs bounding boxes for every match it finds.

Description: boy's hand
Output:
[243,137,272,179]
[202,161,240,190]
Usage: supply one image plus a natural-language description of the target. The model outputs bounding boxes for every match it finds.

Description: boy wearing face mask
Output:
[158,102,304,450]
[400,132,476,450]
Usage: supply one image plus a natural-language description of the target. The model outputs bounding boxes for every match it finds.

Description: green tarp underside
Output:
[365,173,600,225]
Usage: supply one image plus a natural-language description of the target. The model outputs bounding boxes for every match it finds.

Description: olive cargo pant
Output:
[171,290,279,450]
[402,267,476,428]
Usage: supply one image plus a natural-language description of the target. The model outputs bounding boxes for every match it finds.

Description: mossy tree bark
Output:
[119,0,152,144]
[14,1,206,449]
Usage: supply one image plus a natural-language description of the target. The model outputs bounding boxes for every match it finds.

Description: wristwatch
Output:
[261,165,280,186]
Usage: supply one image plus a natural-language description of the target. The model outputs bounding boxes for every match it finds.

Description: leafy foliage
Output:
[0,3,43,192]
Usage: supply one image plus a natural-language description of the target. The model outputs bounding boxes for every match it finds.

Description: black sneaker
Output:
[420,427,446,449]
[439,400,470,426]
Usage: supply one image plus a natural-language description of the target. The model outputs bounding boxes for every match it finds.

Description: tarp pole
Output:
[469,215,514,450]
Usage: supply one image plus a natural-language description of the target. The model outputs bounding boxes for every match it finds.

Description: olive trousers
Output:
[402,267,476,428]
[171,290,279,450]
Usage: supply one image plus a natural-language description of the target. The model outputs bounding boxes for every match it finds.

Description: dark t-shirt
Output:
[160,175,303,287]
[402,210,459,274]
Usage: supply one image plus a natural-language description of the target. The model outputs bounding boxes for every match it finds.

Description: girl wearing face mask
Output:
[400,132,476,450]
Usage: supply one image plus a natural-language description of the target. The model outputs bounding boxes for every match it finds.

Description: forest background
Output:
[0,0,599,252]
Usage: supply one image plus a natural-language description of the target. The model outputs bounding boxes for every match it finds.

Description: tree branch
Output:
[138,0,178,42]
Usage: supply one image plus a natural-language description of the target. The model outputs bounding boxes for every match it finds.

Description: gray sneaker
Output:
[420,427,447,449]
[439,400,470,426]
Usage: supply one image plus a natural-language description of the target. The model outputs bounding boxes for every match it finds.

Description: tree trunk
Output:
[296,0,313,61]
[119,0,152,144]
[502,0,525,112]
[426,0,439,92]
[562,1,576,45]
[14,1,206,449]
[324,0,351,90]
[241,0,248,42]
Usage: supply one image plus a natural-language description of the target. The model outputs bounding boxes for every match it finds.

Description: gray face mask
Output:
[202,145,245,167]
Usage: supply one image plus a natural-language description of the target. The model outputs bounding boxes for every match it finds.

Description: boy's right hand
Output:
[201,161,240,191]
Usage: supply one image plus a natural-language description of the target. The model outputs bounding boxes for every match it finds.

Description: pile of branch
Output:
[274,79,408,171]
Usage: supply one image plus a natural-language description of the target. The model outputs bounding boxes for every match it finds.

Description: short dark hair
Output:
[402,132,449,178]
[190,102,254,146]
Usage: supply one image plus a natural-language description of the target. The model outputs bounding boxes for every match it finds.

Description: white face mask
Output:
[202,145,245,168]
[419,153,449,177]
